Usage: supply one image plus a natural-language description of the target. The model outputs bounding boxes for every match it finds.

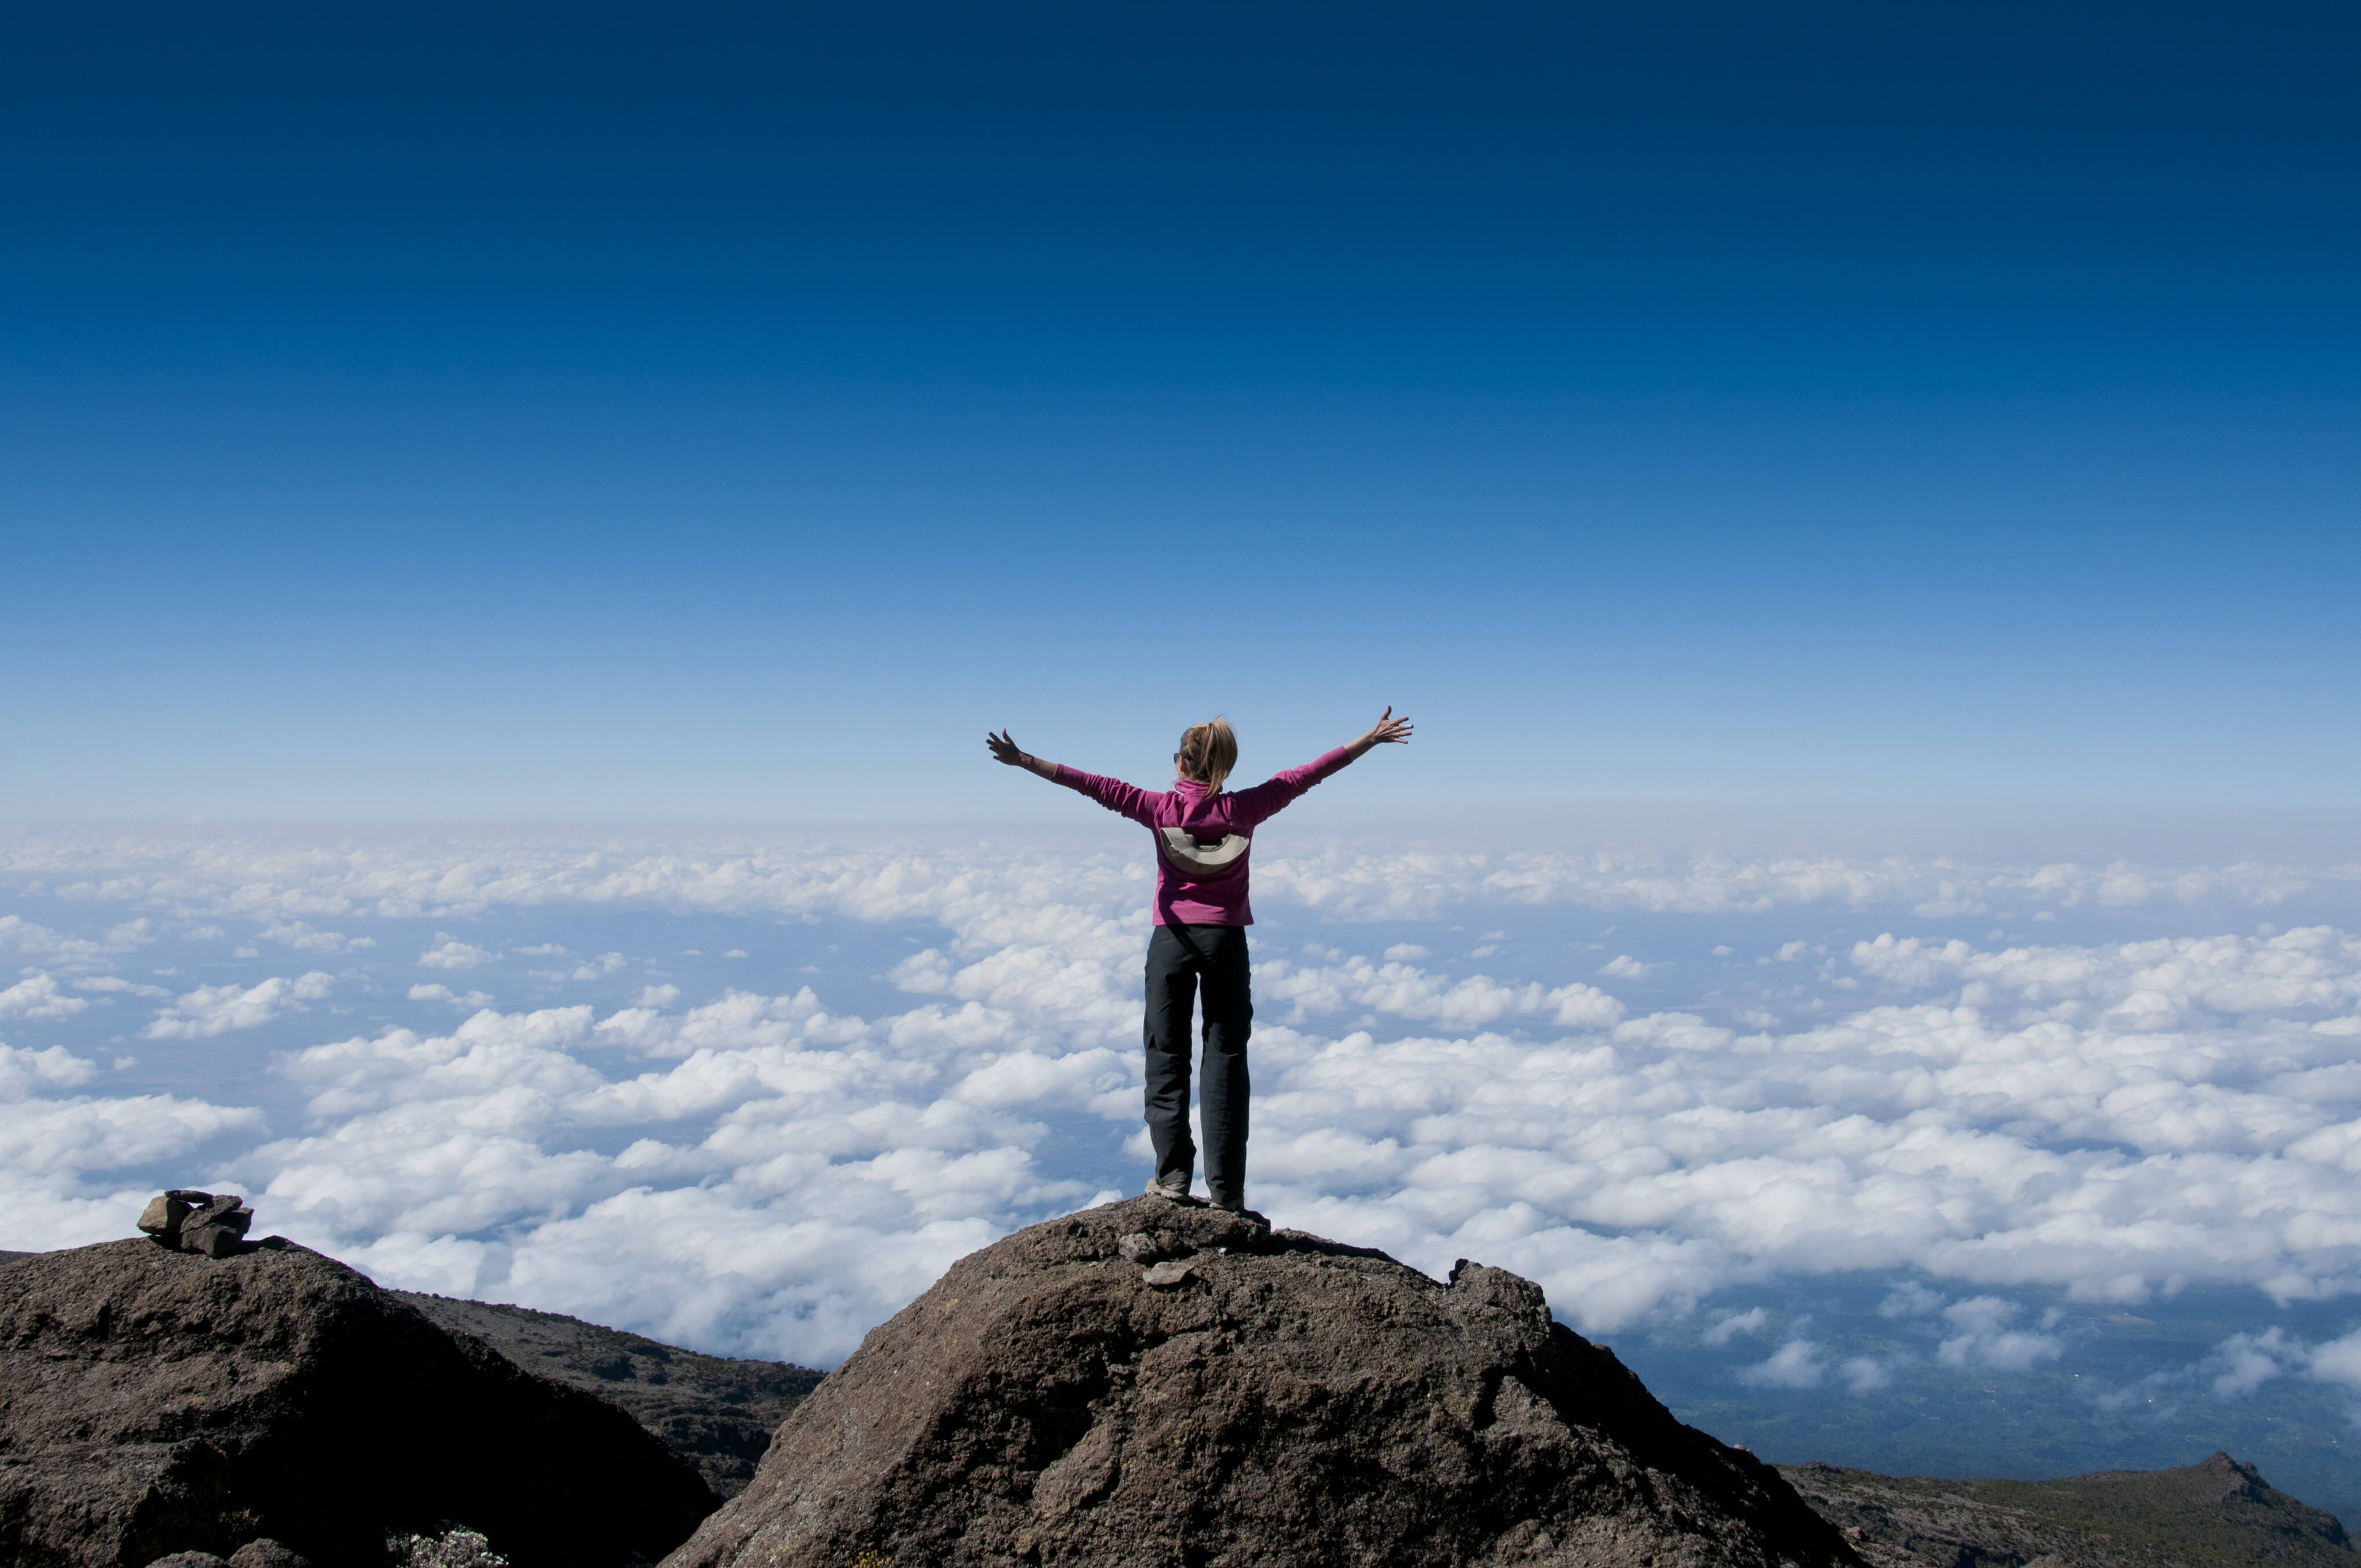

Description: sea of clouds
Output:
[5,822,2361,1427]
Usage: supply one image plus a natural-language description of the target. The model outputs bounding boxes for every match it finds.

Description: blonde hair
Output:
[1177,717,1238,793]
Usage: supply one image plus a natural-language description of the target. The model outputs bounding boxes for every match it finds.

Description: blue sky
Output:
[4,1,2357,816]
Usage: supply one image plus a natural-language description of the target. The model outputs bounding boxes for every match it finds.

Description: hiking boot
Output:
[1145,1173,1193,1202]
[1210,1196,1269,1228]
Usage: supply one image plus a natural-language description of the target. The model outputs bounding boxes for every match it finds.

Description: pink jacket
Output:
[1053,747,1356,926]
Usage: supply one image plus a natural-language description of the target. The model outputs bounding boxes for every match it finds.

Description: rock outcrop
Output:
[0,1237,718,1568]
[665,1196,1863,1568]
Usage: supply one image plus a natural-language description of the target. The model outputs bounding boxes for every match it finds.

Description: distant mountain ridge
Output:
[1783,1453,2357,1568]
[388,1290,822,1497]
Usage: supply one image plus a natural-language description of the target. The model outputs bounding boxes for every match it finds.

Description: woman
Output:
[984,708,1414,1214]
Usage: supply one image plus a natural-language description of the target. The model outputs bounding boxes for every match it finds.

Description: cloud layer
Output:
[2,828,2359,1375]
[4,825,2354,925]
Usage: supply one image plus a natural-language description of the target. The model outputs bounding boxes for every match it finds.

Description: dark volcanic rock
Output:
[665,1197,1862,1568]
[0,1237,718,1568]
[1783,1452,2359,1568]
[392,1291,823,1497]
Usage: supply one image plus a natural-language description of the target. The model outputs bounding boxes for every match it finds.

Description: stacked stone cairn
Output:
[137,1188,255,1258]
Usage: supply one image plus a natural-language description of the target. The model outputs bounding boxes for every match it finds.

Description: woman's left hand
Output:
[1362,706,1414,747]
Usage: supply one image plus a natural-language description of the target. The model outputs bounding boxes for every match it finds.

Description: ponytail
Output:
[1176,717,1238,794]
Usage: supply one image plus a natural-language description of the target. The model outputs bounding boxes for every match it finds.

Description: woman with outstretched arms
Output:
[984,709,1414,1213]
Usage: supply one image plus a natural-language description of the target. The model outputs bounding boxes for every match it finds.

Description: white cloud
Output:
[890,949,955,993]
[1258,953,1626,1033]
[5,827,2361,1368]
[1599,954,1655,979]
[2208,1328,2298,1397]
[1937,1298,2063,1371]
[261,920,377,953]
[420,934,495,970]
[6,826,2343,927]
[410,983,495,1008]
[0,1043,99,1099]
[0,974,90,1022]
[144,972,333,1038]
[72,975,170,997]
[1383,943,1431,961]
[1849,927,2361,1018]
[222,996,1094,1358]
[0,915,153,968]
[0,1090,265,1178]
[1703,1306,1767,1345]
[2307,1327,2361,1393]
[1740,1338,1824,1389]
[1880,1282,1945,1317]
[1841,1357,1892,1393]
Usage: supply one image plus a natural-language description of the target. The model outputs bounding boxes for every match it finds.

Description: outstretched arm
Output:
[985,728,1061,781]
[1227,706,1414,826]
[987,728,1158,824]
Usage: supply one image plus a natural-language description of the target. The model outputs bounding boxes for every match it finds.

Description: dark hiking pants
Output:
[1143,923,1252,1208]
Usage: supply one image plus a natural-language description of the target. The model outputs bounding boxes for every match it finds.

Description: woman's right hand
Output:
[985,729,1028,766]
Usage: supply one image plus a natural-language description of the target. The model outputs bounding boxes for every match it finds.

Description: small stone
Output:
[144,1554,229,1568]
[177,1196,254,1258]
[1116,1232,1164,1265]
[1142,1260,1193,1288]
[184,1223,245,1259]
[137,1190,210,1248]
[229,1539,316,1568]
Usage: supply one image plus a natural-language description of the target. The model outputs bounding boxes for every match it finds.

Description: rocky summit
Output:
[0,1233,717,1568]
[665,1196,1862,1568]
